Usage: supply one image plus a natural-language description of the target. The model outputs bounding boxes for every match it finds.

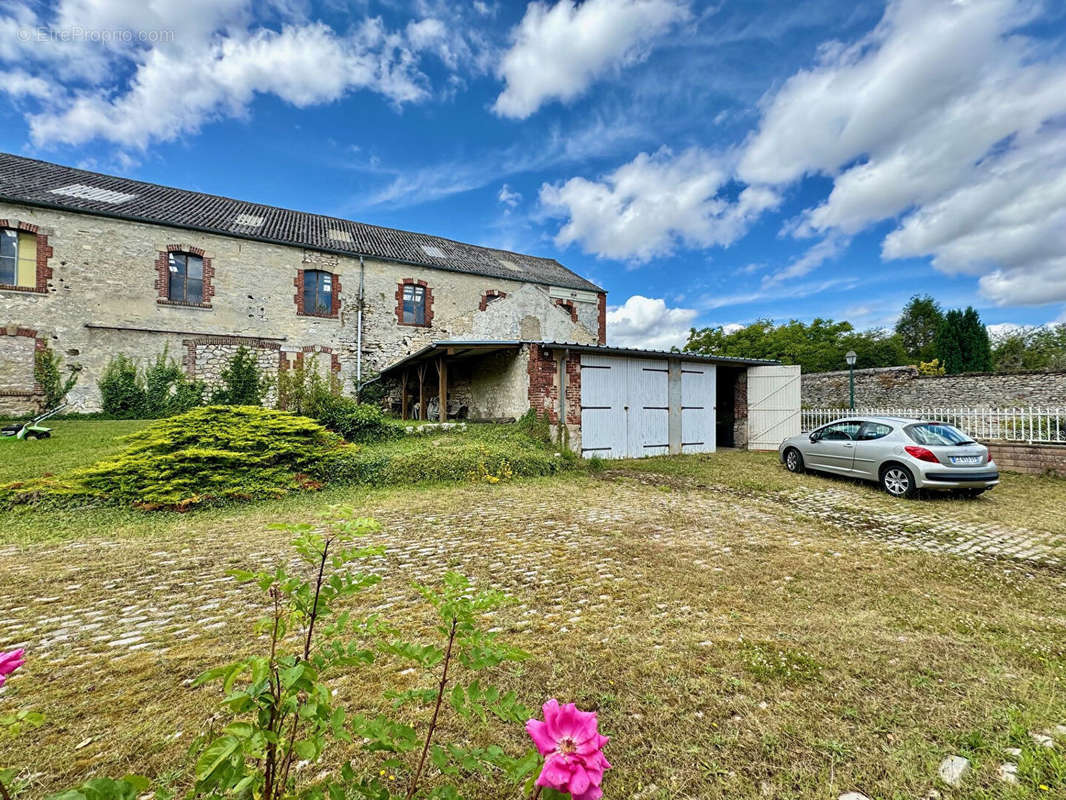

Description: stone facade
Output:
[803,365,1066,409]
[0,201,605,413]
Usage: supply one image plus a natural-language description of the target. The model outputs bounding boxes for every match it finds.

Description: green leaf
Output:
[293,739,317,760]
[194,735,241,781]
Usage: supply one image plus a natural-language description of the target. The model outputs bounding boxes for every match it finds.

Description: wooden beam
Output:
[437,356,447,423]
[400,369,409,421]
[417,363,427,421]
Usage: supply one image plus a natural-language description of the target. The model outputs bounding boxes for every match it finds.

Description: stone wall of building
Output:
[0,201,604,412]
[803,365,1066,409]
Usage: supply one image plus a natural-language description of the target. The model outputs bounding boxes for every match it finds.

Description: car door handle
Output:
[843,443,853,448]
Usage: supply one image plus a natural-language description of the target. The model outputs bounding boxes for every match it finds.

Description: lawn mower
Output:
[0,403,68,441]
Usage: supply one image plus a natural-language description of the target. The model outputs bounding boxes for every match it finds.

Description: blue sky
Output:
[2,0,1065,348]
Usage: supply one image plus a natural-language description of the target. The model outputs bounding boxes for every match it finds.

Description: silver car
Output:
[778,416,999,498]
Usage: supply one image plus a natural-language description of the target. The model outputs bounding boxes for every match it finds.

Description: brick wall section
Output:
[554,298,579,323]
[293,269,342,318]
[986,442,1066,477]
[0,218,53,293]
[295,345,342,373]
[803,365,1066,408]
[479,289,507,311]
[395,278,434,327]
[597,293,607,345]
[526,343,581,424]
[156,244,214,307]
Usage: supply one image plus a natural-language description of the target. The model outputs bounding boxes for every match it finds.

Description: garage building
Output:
[379,340,801,456]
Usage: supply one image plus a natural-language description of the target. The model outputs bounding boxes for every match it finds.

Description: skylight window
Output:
[234,213,265,227]
[49,184,137,204]
[496,257,521,271]
[328,228,353,243]
[420,244,446,259]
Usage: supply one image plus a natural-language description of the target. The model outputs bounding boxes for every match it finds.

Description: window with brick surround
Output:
[396,279,433,327]
[0,228,38,289]
[157,245,213,307]
[303,270,333,316]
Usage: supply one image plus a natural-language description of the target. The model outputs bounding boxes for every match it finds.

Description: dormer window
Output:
[303,269,334,316]
[168,252,204,304]
[0,228,37,289]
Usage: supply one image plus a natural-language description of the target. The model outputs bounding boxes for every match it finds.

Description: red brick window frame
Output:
[396,278,434,327]
[0,326,46,399]
[0,220,52,294]
[479,289,507,311]
[156,245,214,308]
[294,269,342,318]
[554,298,579,323]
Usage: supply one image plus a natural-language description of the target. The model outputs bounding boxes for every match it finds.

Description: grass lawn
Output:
[1,421,1065,798]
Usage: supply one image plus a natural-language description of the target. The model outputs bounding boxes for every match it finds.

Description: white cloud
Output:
[540,146,778,261]
[761,234,847,287]
[497,183,522,208]
[493,0,689,119]
[737,0,1066,306]
[2,0,493,149]
[606,294,698,349]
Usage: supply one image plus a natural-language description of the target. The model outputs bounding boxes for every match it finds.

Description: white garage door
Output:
[580,355,715,458]
[747,364,802,450]
[681,363,716,453]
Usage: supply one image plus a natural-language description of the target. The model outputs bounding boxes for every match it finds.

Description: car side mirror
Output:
[809,433,818,443]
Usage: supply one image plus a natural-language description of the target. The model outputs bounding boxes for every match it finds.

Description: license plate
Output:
[951,456,981,464]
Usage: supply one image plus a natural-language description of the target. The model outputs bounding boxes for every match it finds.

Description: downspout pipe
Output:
[356,255,365,394]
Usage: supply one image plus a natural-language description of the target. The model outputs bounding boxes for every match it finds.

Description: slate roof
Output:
[0,152,603,293]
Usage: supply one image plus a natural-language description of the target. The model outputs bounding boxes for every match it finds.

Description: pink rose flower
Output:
[0,649,25,689]
[526,699,611,800]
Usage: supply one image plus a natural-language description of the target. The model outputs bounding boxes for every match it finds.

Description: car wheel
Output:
[784,448,804,473]
[881,464,916,498]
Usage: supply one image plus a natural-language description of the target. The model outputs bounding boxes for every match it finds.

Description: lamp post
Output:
[845,350,857,410]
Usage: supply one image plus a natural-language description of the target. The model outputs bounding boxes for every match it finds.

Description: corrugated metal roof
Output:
[0,152,603,293]
[379,340,780,374]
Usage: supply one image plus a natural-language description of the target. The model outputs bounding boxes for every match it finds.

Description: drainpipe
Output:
[356,255,365,394]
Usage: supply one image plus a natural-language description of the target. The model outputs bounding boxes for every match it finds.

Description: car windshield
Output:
[906,422,976,446]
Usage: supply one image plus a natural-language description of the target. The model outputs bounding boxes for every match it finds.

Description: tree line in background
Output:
[684,295,1066,375]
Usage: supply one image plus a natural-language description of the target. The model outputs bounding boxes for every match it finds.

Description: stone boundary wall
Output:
[987,442,1066,477]
[803,365,1066,408]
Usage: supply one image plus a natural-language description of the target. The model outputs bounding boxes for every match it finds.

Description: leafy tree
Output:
[685,318,909,373]
[895,294,944,361]
[992,324,1066,371]
[210,346,267,405]
[33,345,80,411]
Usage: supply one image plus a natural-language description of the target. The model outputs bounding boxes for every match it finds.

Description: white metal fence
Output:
[801,407,1066,444]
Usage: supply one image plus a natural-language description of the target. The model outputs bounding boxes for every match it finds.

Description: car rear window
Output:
[906,423,974,446]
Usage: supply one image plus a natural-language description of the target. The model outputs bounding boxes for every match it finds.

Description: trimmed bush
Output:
[2,406,356,510]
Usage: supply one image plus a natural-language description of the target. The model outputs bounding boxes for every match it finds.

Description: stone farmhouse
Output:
[0,153,606,416]
[0,153,802,456]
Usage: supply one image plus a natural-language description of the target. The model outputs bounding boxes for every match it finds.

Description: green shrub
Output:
[143,347,205,417]
[2,406,355,510]
[209,346,267,405]
[98,354,145,418]
[33,345,81,410]
[312,394,402,444]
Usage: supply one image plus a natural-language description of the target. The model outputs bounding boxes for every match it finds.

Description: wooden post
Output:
[437,356,447,423]
[417,363,427,421]
[400,369,409,421]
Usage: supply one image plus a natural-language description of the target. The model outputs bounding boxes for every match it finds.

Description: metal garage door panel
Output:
[627,358,669,457]
[681,363,716,453]
[580,354,627,458]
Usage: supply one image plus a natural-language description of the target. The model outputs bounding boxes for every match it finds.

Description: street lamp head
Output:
[845,350,857,367]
